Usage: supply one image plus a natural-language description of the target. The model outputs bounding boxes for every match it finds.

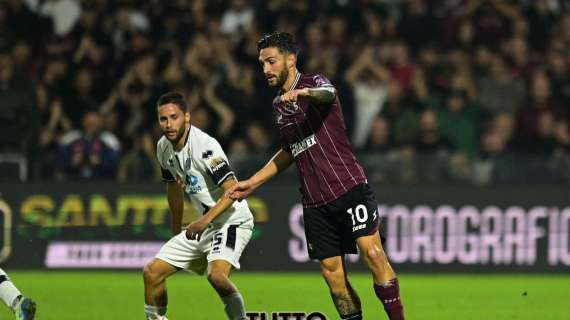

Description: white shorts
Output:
[155,220,253,275]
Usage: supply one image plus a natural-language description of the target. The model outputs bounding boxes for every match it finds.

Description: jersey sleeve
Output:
[161,168,176,182]
[201,137,235,186]
[312,73,334,88]
[157,140,176,182]
[308,74,337,106]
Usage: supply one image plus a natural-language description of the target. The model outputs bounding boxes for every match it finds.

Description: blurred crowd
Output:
[0,0,569,185]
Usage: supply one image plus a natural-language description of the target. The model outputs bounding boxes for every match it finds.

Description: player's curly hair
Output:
[156,92,188,112]
[257,32,300,55]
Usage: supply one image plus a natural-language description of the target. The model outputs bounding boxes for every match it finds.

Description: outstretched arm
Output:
[226,148,294,201]
[281,86,336,106]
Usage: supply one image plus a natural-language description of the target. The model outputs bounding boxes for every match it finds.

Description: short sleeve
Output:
[312,74,334,88]
[201,138,235,186]
[161,168,176,182]
[157,139,176,182]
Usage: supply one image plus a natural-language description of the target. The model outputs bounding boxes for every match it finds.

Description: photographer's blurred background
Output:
[0,0,568,185]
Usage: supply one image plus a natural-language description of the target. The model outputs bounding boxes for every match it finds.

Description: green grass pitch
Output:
[0,271,568,319]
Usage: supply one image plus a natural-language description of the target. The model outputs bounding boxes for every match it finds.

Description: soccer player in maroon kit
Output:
[226,32,405,320]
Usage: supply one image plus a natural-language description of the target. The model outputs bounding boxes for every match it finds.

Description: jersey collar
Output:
[174,125,191,153]
[279,70,301,95]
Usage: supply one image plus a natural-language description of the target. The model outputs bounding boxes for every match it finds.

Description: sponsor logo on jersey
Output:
[202,150,213,159]
[186,174,202,194]
[290,134,317,158]
[209,157,228,173]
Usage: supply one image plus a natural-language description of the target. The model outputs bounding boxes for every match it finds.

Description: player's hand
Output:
[225,179,254,201]
[280,88,309,104]
[185,216,212,241]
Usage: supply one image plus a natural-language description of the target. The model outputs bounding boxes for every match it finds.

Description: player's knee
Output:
[143,263,161,284]
[142,263,153,282]
[320,267,345,289]
[207,271,228,288]
[362,245,387,268]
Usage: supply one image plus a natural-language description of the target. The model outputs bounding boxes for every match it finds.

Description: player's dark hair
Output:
[156,92,187,112]
[257,32,299,55]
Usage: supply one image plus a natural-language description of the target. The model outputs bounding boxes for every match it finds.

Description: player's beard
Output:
[166,124,187,145]
[270,68,288,88]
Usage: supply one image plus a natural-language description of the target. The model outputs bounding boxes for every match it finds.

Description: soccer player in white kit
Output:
[0,268,36,319]
[143,92,254,320]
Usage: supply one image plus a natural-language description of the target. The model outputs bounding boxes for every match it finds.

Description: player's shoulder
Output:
[190,126,224,156]
[189,125,218,146]
[303,73,333,87]
[156,135,172,157]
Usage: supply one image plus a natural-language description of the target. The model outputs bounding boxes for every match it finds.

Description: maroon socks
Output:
[373,278,404,320]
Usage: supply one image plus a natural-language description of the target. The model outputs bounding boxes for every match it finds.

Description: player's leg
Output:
[319,256,363,320]
[143,231,204,320]
[345,184,404,320]
[205,221,253,320]
[355,231,395,283]
[355,232,404,320]
[143,258,178,319]
[304,204,363,320]
[0,268,36,320]
[207,260,247,320]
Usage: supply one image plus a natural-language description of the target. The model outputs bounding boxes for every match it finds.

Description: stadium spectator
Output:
[220,0,254,37]
[345,45,390,148]
[477,54,526,117]
[56,110,120,180]
[434,89,480,158]
[0,0,566,185]
[517,71,564,141]
[380,81,419,146]
[364,116,393,153]
[34,84,71,179]
[35,0,81,37]
[413,109,455,156]
[0,51,37,155]
[117,132,160,182]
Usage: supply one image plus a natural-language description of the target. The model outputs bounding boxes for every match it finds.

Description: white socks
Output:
[0,268,22,311]
[221,292,246,320]
[144,304,167,320]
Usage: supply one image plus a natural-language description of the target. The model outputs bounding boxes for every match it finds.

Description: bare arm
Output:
[344,58,368,83]
[166,181,184,235]
[345,46,389,84]
[226,148,294,201]
[201,177,239,223]
[249,148,294,189]
[307,86,336,105]
[281,87,336,106]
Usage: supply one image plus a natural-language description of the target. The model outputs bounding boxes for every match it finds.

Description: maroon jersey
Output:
[273,72,367,208]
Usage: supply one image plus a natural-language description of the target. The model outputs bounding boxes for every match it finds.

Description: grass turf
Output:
[0,271,568,319]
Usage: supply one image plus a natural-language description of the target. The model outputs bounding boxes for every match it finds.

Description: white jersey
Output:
[156,125,253,226]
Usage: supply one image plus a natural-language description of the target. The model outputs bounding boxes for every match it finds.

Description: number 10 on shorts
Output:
[347,204,368,232]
